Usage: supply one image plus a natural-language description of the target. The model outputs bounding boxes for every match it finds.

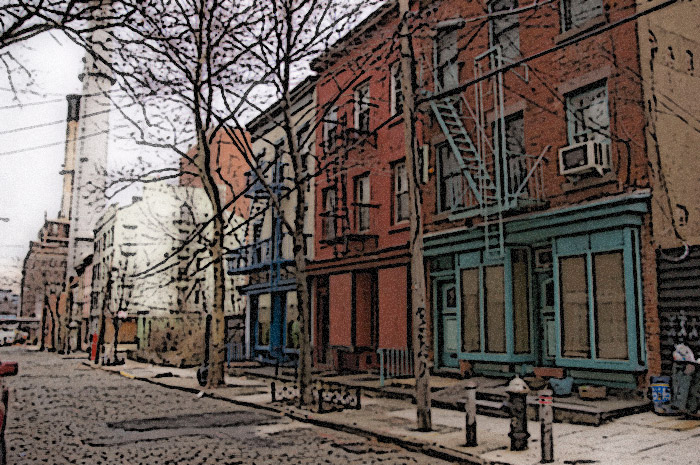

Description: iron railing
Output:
[377,347,414,388]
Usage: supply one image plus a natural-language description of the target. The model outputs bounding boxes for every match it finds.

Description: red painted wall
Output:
[329,273,352,347]
[354,272,373,347]
[378,266,408,349]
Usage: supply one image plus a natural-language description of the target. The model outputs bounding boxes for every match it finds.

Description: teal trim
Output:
[424,192,649,255]
[553,228,646,372]
[455,247,536,364]
[634,229,646,365]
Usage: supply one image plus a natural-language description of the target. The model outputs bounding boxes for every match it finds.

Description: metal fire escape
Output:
[426,46,548,259]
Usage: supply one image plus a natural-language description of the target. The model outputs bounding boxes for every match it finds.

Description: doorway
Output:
[437,281,459,368]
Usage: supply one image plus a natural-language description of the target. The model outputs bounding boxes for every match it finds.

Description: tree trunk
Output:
[399,0,432,431]
[64,288,74,355]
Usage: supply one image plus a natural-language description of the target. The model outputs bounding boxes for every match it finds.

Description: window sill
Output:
[555,15,607,45]
[388,223,409,235]
[560,171,618,193]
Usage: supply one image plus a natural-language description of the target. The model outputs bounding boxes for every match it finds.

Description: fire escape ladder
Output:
[430,98,497,207]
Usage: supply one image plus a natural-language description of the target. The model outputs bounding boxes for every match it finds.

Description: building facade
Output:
[228,77,317,364]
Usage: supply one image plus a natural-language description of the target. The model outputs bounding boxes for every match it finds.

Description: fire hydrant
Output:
[502,376,530,451]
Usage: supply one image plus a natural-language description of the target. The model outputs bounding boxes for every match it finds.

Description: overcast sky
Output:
[0,32,84,270]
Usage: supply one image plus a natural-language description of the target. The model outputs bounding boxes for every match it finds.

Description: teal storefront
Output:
[425,192,649,388]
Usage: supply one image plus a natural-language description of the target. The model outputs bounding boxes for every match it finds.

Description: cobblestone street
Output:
[2,348,448,465]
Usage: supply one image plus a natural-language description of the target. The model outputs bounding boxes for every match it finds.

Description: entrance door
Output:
[536,274,556,366]
[270,292,286,360]
[437,282,459,368]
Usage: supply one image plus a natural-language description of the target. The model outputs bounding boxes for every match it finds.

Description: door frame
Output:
[433,278,460,369]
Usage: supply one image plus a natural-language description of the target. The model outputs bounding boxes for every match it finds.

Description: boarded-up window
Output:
[594,252,628,360]
[512,249,530,354]
[461,268,480,352]
[485,265,506,353]
[560,256,590,358]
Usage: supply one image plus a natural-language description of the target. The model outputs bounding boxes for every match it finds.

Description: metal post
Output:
[539,389,554,463]
[317,387,324,413]
[505,376,530,451]
[355,387,362,410]
[271,381,276,403]
[379,350,385,388]
[464,381,478,447]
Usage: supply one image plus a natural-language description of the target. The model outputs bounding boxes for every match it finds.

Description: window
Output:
[484,266,506,353]
[354,82,370,132]
[435,27,459,91]
[566,82,609,144]
[437,144,465,211]
[559,251,629,360]
[511,249,530,353]
[256,294,270,347]
[393,162,409,223]
[497,112,527,195]
[391,62,404,116]
[323,106,338,153]
[562,0,604,31]
[461,268,480,352]
[354,174,370,231]
[322,186,337,240]
[489,0,520,62]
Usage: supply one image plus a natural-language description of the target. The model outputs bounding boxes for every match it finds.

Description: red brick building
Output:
[308,4,415,371]
[308,0,660,388]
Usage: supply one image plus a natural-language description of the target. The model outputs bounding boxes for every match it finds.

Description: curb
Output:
[84,360,487,464]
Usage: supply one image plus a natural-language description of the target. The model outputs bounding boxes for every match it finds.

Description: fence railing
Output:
[225,342,247,366]
[377,347,414,388]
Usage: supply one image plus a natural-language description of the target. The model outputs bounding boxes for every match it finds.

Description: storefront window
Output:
[460,268,480,352]
[560,256,590,358]
[485,265,506,353]
[594,252,628,360]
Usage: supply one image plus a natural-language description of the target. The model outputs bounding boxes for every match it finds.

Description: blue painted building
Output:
[226,77,317,364]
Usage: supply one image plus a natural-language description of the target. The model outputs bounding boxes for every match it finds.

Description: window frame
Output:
[488,0,521,63]
[436,143,465,212]
[392,160,409,224]
[454,248,535,362]
[323,105,339,153]
[390,61,404,116]
[565,80,610,145]
[354,173,371,232]
[321,186,337,240]
[354,81,371,133]
[561,0,605,32]
[434,26,459,91]
[553,228,645,371]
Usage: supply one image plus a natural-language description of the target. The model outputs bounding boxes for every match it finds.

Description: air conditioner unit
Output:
[558,140,611,176]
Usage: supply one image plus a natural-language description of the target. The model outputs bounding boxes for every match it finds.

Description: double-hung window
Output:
[322,186,337,240]
[437,144,465,211]
[435,27,459,91]
[354,82,371,133]
[489,0,520,62]
[496,112,528,196]
[566,82,610,144]
[562,0,604,32]
[354,174,370,232]
[393,161,409,223]
[323,106,339,153]
[391,62,404,116]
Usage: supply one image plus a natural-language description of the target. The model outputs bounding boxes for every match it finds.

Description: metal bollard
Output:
[538,389,554,463]
[271,381,276,403]
[504,376,531,451]
[355,387,362,410]
[464,380,478,447]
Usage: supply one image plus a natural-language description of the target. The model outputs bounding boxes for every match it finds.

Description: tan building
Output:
[638,0,700,372]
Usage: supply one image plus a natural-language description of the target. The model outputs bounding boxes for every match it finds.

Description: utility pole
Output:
[399,0,431,431]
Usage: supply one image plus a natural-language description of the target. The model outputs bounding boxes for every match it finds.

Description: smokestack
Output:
[58,95,82,220]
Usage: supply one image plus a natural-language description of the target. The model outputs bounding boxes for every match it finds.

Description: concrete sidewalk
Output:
[84,357,700,465]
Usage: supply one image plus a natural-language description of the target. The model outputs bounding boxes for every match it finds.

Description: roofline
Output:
[310,0,398,73]
[246,74,319,135]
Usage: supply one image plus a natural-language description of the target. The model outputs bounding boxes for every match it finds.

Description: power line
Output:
[0,98,65,110]
[0,130,109,157]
